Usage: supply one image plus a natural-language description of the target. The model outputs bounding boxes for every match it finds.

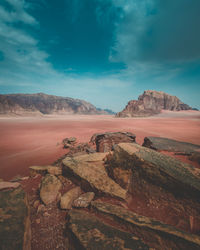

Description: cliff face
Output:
[116,90,192,117]
[0,93,103,115]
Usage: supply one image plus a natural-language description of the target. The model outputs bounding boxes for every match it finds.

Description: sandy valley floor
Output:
[0,110,200,180]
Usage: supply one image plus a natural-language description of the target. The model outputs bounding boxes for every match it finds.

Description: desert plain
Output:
[0,110,200,180]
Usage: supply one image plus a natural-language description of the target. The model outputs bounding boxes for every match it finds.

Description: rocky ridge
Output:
[116,90,194,117]
[0,93,113,116]
[0,132,200,249]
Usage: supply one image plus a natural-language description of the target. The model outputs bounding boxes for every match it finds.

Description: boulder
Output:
[91,201,200,250]
[0,187,31,250]
[73,192,95,208]
[143,137,200,154]
[60,187,81,209]
[67,209,149,250]
[62,153,127,200]
[29,165,62,176]
[106,143,200,197]
[90,131,136,152]
[63,137,77,148]
[0,181,20,190]
[40,174,62,205]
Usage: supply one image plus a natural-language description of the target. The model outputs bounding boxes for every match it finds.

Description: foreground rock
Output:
[67,209,149,250]
[0,181,20,190]
[106,143,200,196]
[143,136,200,154]
[29,165,62,176]
[62,137,77,148]
[116,90,193,117]
[60,187,81,209]
[91,201,200,250]
[62,153,127,200]
[90,131,136,152]
[0,187,31,250]
[73,192,95,208]
[40,174,62,205]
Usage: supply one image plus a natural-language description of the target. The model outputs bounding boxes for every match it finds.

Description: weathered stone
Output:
[0,187,31,250]
[116,90,193,117]
[67,209,149,250]
[63,137,77,148]
[29,165,62,176]
[143,136,200,153]
[73,192,95,208]
[62,153,127,200]
[0,181,20,190]
[40,174,62,205]
[60,187,81,209]
[189,152,200,164]
[90,131,136,152]
[106,143,200,197]
[91,201,200,250]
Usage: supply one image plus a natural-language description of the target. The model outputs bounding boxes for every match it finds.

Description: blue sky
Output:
[0,0,200,111]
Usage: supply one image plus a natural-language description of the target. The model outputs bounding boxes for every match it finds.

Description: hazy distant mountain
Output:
[0,93,110,116]
[116,90,195,117]
[96,108,116,115]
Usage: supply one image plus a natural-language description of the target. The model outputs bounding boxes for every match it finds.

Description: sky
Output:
[0,0,200,112]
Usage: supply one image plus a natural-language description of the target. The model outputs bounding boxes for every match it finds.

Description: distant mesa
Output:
[116,90,196,117]
[0,93,114,116]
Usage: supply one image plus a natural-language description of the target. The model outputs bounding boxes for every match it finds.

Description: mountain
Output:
[116,90,193,117]
[96,108,116,115]
[0,93,107,116]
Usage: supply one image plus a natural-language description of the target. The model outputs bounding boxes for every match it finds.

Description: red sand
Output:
[0,111,200,180]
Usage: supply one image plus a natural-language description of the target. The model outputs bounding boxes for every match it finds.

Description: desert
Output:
[0,111,199,181]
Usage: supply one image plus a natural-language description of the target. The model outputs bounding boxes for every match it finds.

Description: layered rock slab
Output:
[143,137,200,154]
[90,132,136,152]
[67,209,149,250]
[62,153,127,200]
[0,187,30,250]
[91,201,200,250]
[106,143,200,196]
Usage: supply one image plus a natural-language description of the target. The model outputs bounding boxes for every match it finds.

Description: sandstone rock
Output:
[73,192,95,208]
[67,209,149,250]
[106,143,200,196]
[63,137,77,148]
[60,187,81,209]
[62,153,127,200]
[189,152,200,164]
[40,174,62,205]
[143,136,200,154]
[91,201,200,250]
[29,165,62,176]
[0,181,20,190]
[0,187,31,250]
[90,131,136,152]
[116,90,193,117]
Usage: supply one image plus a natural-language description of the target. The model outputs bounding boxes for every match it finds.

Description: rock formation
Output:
[116,90,193,117]
[0,93,113,115]
[1,132,200,249]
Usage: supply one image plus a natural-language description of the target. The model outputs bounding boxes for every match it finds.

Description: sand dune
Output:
[0,111,199,180]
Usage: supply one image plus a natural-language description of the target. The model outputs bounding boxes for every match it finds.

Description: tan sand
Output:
[0,110,199,180]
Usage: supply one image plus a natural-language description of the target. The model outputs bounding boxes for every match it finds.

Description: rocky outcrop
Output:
[90,131,136,152]
[0,93,108,115]
[143,137,200,153]
[116,90,193,117]
[29,165,62,177]
[0,187,31,250]
[67,209,149,250]
[73,192,95,208]
[91,201,200,249]
[62,153,127,200]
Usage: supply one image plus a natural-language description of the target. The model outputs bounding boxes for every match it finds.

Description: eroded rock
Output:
[0,181,20,190]
[67,209,149,250]
[73,192,95,208]
[40,174,62,205]
[60,186,81,209]
[29,165,62,177]
[62,153,127,200]
[90,131,136,152]
[91,201,200,250]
